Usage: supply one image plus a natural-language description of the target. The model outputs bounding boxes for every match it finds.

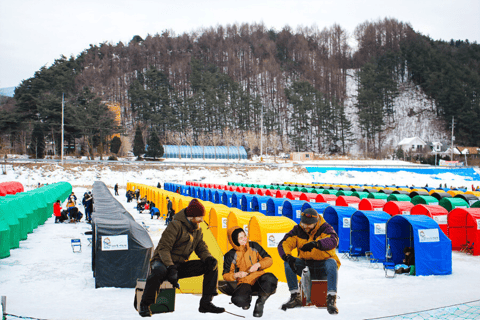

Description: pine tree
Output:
[29,124,45,159]
[133,126,145,159]
[110,136,122,154]
[146,131,163,159]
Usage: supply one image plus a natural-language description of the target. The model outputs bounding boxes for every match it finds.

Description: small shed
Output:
[397,137,427,153]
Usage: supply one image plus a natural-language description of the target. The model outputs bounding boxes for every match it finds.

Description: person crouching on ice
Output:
[138,198,225,317]
[277,208,341,314]
[223,227,278,317]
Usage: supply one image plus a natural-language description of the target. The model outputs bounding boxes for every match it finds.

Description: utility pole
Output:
[61,93,64,166]
[260,105,263,159]
[451,116,454,162]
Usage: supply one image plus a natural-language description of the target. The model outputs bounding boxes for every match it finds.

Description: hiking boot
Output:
[199,296,225,313]
[327,294,338,315]
[281,292,301,311]
[253,294,270,317]
[138,303,152,317]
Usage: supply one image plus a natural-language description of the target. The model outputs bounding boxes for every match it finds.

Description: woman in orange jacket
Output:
[223,227,277,317]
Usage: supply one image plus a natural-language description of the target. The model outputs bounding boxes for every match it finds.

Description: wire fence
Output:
[365,299,480,320]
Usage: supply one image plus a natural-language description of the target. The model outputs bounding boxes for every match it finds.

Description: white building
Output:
[397,137,427,153]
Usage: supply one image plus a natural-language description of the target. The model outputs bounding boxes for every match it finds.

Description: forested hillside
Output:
[1,18,479,159]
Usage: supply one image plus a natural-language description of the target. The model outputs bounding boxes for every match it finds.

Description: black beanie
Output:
[300,208,319,225]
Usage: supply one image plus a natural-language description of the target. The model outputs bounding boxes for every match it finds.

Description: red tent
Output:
[358,199,386,211]
[300,193,318,203]
[0,181,24,196]
[383,201,415,216]
[255,188,269,196]
[275,190,289,199]
[411,204,449,237]
[286,191,304,200]
[447,208,480,255]
[264,189,275,197]
[315,194,337,205]
[336,196,361,209]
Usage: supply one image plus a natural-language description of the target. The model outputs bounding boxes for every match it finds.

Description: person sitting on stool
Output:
[138,199,225,317]
[277,208,341,314]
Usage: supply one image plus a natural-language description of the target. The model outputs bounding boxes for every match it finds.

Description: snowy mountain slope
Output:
[344,70,449,155]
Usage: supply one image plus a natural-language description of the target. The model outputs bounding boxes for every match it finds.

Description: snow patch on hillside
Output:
[344,70,449,155]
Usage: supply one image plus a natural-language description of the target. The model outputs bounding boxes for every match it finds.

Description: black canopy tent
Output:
[92,181,153,288]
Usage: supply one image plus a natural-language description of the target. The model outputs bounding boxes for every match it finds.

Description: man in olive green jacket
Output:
[139,199,224,317]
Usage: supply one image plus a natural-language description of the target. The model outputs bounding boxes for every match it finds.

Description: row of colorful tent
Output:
[0,182,72,259]
[0,181,24,196]
[162,182,457,276]
[179,180,480,256]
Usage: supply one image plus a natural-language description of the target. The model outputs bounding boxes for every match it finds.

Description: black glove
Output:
[285,255,297,273]
[300,241,317,252]
[166,265,179,288]
[204,256,217,271]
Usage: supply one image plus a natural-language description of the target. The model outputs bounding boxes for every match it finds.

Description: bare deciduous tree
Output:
[198,131,209,160]
[282,134,291,162]
[184,127,194,159]
[245,130,258,158]
[211,131,221,160]
[232,129,243,161]
[269,132,281,162]
[223,127,232,160]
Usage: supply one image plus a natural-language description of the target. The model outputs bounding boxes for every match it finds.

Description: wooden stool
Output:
[134,279,176,314]
[300,280,328,307]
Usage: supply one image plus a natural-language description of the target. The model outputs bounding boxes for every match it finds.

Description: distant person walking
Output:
[114,183,119,196]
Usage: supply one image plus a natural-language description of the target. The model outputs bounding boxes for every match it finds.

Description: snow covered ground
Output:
[1,163,480,319]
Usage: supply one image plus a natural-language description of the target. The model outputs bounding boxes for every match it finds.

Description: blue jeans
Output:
[285,258,338,294]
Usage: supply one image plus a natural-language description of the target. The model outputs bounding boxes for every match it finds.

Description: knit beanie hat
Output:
[300,208,319,225]
[185,198,205,217]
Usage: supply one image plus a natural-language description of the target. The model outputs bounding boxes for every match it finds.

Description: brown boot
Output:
[327,294,338,314]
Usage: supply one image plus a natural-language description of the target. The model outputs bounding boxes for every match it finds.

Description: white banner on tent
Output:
[222,217,227,228]
[418,229,440,242]
[278,206,283,215]
[343,217,351,228]
[374,223,386,235]
[477,219,480,230]
[261,203,267,211]
[101,235,128,251]
[327,201,336,205]
[469,200,478,206]
[267,233,286,248]
[374,208,382,211]
[433,215,448,225]
[349,203,359,209]
[310,199,316,203]
[296,210,301,219]
[402,211,410,215]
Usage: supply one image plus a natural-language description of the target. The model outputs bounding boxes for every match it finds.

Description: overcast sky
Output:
[1,0,479,88]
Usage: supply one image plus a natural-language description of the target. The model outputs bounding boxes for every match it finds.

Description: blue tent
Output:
[251,196,271,214]
[266,198,286,216]
[283,200,307,223]
[301,202,331,216]
[194,187,205,200]
[207,189,215,202]
[221,191,235,207]
[386,215,452,276]
[241,194,256,212]
[323,206,357,253]
[213,190,222,204]
[231,194,242,210]
[350,210,390,261]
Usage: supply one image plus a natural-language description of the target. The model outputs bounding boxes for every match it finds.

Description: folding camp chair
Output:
[383,261,396,278]
[347,246,363,261]
[365,251,380,269]
[71,239,82,253]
